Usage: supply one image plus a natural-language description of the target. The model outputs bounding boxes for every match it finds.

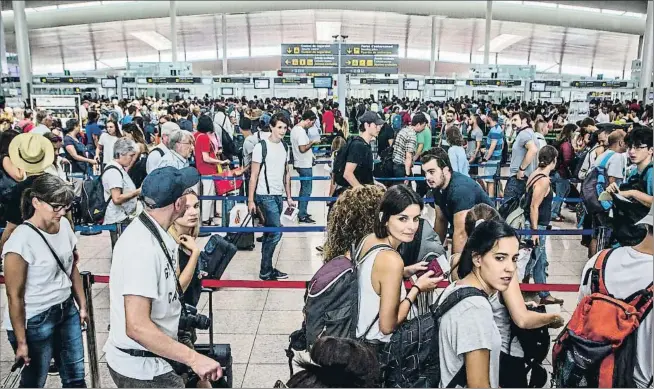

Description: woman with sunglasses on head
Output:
[2,174,87,388]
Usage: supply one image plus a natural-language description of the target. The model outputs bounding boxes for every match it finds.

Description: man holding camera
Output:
[104,167,222,388]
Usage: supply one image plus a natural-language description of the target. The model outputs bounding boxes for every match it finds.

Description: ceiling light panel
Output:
[129,31,172,51]
[478,34,525,53]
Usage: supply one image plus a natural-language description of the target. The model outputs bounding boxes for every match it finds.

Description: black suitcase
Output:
[186,289,233,388]
[227,212,255,251]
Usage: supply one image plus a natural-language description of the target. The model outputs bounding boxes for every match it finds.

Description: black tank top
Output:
[524,173,552,226]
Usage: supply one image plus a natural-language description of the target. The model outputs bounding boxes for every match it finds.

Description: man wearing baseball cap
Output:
[332,111,383,193]
[104,166,222,387]
[577,204,653,388]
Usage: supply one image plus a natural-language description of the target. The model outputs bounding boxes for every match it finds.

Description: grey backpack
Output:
[285,240,393,374]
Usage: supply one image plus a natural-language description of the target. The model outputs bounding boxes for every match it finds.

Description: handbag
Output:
[214,168,243,196]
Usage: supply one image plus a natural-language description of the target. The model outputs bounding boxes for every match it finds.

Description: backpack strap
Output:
[259,140,270,194]
[589,249,614,296]
[597,151,615,169]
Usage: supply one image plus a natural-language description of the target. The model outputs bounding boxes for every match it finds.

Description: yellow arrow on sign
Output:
[287,47,293,54]
[346,48,352,54]
[346,60,351,65]
[285,59,291,65]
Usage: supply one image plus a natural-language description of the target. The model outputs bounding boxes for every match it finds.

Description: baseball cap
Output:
[636,205,654,227]
[141,167,200,209]
[359,111,384,126]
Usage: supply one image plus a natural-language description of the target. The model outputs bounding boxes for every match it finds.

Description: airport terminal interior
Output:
[0,1,653,388]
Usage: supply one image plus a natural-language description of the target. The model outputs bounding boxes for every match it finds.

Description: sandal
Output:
[552,215,565,222]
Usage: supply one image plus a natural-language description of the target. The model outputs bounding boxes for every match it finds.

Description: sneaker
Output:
[272,268,289,279]
[540,295,564,305]
[256,236,264,243]
[259,273,278,281]
[299,216,316,224]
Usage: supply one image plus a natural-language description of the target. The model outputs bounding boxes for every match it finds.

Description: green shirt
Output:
[416,127,432,153]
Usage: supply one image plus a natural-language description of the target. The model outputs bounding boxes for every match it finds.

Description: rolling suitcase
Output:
[1,361,24,388]
[186,288,233,388]
[227,207,255,251]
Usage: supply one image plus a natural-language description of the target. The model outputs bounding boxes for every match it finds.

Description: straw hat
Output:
[8,133,55,174]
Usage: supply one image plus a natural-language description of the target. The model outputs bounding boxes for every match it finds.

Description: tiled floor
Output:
[0,164,588,388]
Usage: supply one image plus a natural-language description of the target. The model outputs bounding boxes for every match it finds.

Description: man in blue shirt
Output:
[421,148,494,254]
[121,105,136,125]
[85,111,103,159]
[482,112,504,199]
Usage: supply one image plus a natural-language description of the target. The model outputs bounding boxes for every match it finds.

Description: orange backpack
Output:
[552,249,653,388]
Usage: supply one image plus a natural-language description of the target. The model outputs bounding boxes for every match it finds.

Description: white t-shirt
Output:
[243,131,270,168]
[596,112,610,124]
[104,213,182,380]
[596,150,628,184]
[579,247,653,388]
[251,139,289,196]
[489,293,524,358]
[214,111,234,137]
[437,282,501,388]
[31,124,51,135]
[146,143,169,174]
[290,125,313,169]
[2,218,77,330]
[99,133,119,166]
[102,161,137,225]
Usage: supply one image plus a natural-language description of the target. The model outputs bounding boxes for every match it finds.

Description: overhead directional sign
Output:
[146,77,202,84]
[1,76,20,83]
[216,77,252,84]
[341,44,399,74]
[35,77,98,84]
[274,77,309,85]
[281,43,399,75]
[571,80,628,88]
[281,44,339,74]
[466,79,522,87]
[359,78,399,85]
[425,79,456,85]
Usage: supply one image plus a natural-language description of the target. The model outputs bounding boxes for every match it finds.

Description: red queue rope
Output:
[0,275,579,293]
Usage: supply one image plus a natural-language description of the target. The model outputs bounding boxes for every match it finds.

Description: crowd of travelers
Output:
[0,93,652,388]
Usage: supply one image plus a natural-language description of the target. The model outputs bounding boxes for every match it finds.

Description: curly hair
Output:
[323,185,385,261]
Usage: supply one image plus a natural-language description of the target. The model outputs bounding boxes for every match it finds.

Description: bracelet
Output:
[519,166,526,171]
[402,297,414,308]
[411,284,422,294]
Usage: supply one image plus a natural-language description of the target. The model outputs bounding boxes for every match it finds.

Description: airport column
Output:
[170,0,178,62]
[222,13,228,75]
[336,36,346,118]
[0,9,7,75]
[483,0,492,65]
[641,0,653,101]
[12,1,32,103]
[430,15,437,76]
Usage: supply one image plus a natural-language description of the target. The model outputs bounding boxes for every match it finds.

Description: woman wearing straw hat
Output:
[0,133,55,259]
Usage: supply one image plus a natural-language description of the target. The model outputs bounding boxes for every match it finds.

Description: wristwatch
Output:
[519,166,526,171]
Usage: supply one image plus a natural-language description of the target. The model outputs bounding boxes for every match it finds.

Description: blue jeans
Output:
[222,199,236,227]
[504,176,527,202]
[296,168,313,218]
[551,172,570,218]
[524,223,550,299]
[7,296,86,388]
[255,195,283,277]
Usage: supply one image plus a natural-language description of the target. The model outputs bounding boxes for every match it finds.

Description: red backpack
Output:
[552,249,653,387]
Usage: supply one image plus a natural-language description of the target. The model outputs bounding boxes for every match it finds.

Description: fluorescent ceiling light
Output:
[31,5,58,12]
[316,21,341,42]
[601,9,626,15]
[558,4,600,12]
[58,2,102,9]
[624,12,646,18]
[478,34,525,53]
[522,1,557,8]
[130,31,172,51]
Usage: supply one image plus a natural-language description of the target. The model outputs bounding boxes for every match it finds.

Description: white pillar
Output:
[0,10,7,75]
[221,13,228,75]
[483,0,492,65]
[430,16,437,76]
[641,0,653,100]
[170,0,178,62]
[337,38,346,117]
[12,1,31,101]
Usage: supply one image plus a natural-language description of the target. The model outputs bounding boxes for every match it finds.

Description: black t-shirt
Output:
[4,175,38,225]
[432,171,494,225]
[344,137,374,187]
[377,123,395,156]
[178,247,202,307]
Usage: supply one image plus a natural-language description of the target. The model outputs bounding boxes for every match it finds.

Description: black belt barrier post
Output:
[81,271,100,388]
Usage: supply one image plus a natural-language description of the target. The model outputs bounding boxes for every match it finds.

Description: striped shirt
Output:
[392,127,417,165]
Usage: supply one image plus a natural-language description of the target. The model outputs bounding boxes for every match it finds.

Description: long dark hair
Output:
[373,185,423,239]
[457,220,519,279]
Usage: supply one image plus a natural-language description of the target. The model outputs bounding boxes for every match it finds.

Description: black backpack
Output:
[504,300,551,388]
[128,155,148,188]
[286,242,393,375]
[333,136,366,187]
[607,164,652,246]
[256,139,289,194]
[381,287,487,388]
[80,165,122,224]
[0,168,18,224]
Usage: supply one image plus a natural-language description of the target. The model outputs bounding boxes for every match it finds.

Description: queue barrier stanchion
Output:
[80,271,100,388]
